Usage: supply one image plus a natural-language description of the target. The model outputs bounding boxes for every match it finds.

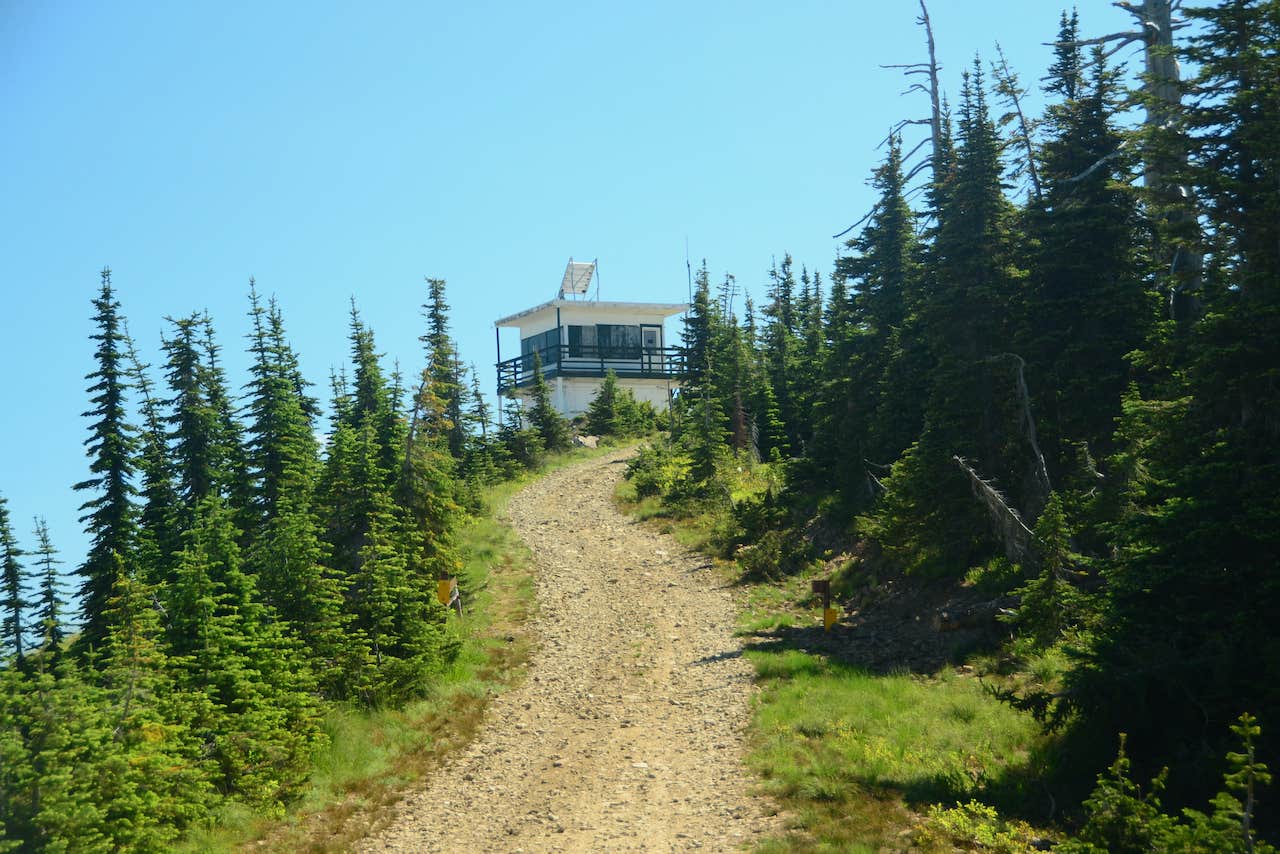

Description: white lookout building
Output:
[494,260,687,419]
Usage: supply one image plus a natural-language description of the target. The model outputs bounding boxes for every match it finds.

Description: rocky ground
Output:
[359,448,781,853]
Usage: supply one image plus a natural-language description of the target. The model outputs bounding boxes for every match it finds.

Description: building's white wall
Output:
[517,306,673,343]
[512,376,677,421]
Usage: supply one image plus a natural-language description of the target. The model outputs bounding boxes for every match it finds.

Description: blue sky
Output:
[0,1,1138,585]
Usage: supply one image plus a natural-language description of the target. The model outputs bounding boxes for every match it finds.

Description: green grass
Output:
[612,445,1053,852]
[746,650,1045,852]
[182,445,615,851]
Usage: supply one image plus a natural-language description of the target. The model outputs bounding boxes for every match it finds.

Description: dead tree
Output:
[954,456,1035,563]
[836,0,945,241]
[987,353,1052,520]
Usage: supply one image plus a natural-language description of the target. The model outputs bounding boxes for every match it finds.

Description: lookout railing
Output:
[496,344,685,394]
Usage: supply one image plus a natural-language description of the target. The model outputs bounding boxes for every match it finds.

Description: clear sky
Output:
[0,1,1138,584]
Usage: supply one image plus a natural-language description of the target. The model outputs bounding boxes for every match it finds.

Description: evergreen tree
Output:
[198,313,252,526]
[162,314,224,512]
[1066,0,1280,799]
[30,519,66,653]
[744,297,787,461]
[421,278,467,461]
[586,370,653,438]
[342,304,405,487]
[814,135,924,505]
[496,394,545,472]
[124,324,181,583]
[74,268,138,651]
[761,255,799,455]
[791,268,825,451]
[0,663,29,850]
[867,61,1029,574]
[0,496,30,664]
[1025,40,1154,474]
[95,558,212,848]
[242,285,360,697]
[165,498,322,804]
[527,352,571,452]
[399,296,464,586]
[348,498,451,706]
[20,658,114,851]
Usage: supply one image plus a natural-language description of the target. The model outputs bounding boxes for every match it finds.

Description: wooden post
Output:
[811,579,836,631]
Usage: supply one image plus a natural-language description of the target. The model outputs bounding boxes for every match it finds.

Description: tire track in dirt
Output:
[359,448,780,852]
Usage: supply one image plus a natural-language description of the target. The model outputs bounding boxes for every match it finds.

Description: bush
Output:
[914,800,1047,853]
[625,441,685,498]
[736,528,809,581]
[1060,716,1275,854]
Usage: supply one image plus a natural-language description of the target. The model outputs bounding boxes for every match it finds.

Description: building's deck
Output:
[496,344,685,394]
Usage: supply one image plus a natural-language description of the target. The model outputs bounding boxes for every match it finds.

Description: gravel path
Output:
[359,448,780,852]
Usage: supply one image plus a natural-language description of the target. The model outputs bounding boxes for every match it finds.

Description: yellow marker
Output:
[824,607,838,631]
[437,577,457,607]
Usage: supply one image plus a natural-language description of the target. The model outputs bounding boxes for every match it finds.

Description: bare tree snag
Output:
[837,0,944,239]
[955,455,1035,563]
[986,353,1052,519]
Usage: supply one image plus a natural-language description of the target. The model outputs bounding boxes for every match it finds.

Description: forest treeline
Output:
[0,275,572,850]
[633,1,1279,840]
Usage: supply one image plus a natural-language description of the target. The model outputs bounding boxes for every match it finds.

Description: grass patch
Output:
[184,446,613,851]
[613,444,1054,852]
[747,650,1044,852]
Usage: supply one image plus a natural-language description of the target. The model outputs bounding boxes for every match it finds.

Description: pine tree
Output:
[421,278,467,461]
[74,268,138,651]
[30,519,66,653]
[162,314,223,512]
[21,656,114,851]
[791,268,825,451]
[341,305,405,489]
[761,255,799,455]
[814,135,924,505]
[0,663,30,849]
[124,325,181,583]
[527,352,571,452]
[198,313,252,527]
[243,285,360,698]
[1067,1,1280,797]
[0,496,30,664]
[348,500,451,706]
[586,370,651,438]
[867,62,1029,574]
[1025,38,1154,474]
[743,297,787,461]
[95,557,212,848]
[165,497,322,804]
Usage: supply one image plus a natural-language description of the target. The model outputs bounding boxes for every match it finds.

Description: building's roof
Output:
[494,298,688,328]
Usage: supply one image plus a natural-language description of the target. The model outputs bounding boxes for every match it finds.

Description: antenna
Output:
[685,236,692,304]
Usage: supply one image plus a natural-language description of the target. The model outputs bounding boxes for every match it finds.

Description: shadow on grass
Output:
[738,620,998,677]
[742,628,1088,827]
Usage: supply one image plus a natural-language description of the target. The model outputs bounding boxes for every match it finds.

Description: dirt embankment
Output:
[359,449,780,852]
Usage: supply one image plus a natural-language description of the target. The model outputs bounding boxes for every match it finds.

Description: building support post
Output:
[494,326,503,427]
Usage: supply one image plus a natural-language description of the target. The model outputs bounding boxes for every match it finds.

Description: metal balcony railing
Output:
[496,344,686,394]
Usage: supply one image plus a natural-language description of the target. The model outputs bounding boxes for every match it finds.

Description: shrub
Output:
[625,441,684,498]
[1060,716,1275,854]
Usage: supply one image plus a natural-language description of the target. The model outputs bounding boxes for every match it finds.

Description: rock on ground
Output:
[359,448,780,852]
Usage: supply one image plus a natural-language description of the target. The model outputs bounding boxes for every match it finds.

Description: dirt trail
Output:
[359,448,779,852]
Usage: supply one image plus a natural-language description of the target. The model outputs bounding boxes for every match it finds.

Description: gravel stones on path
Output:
[359,449,780,852]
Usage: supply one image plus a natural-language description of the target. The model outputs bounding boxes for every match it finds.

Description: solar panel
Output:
[560,259,595,296]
